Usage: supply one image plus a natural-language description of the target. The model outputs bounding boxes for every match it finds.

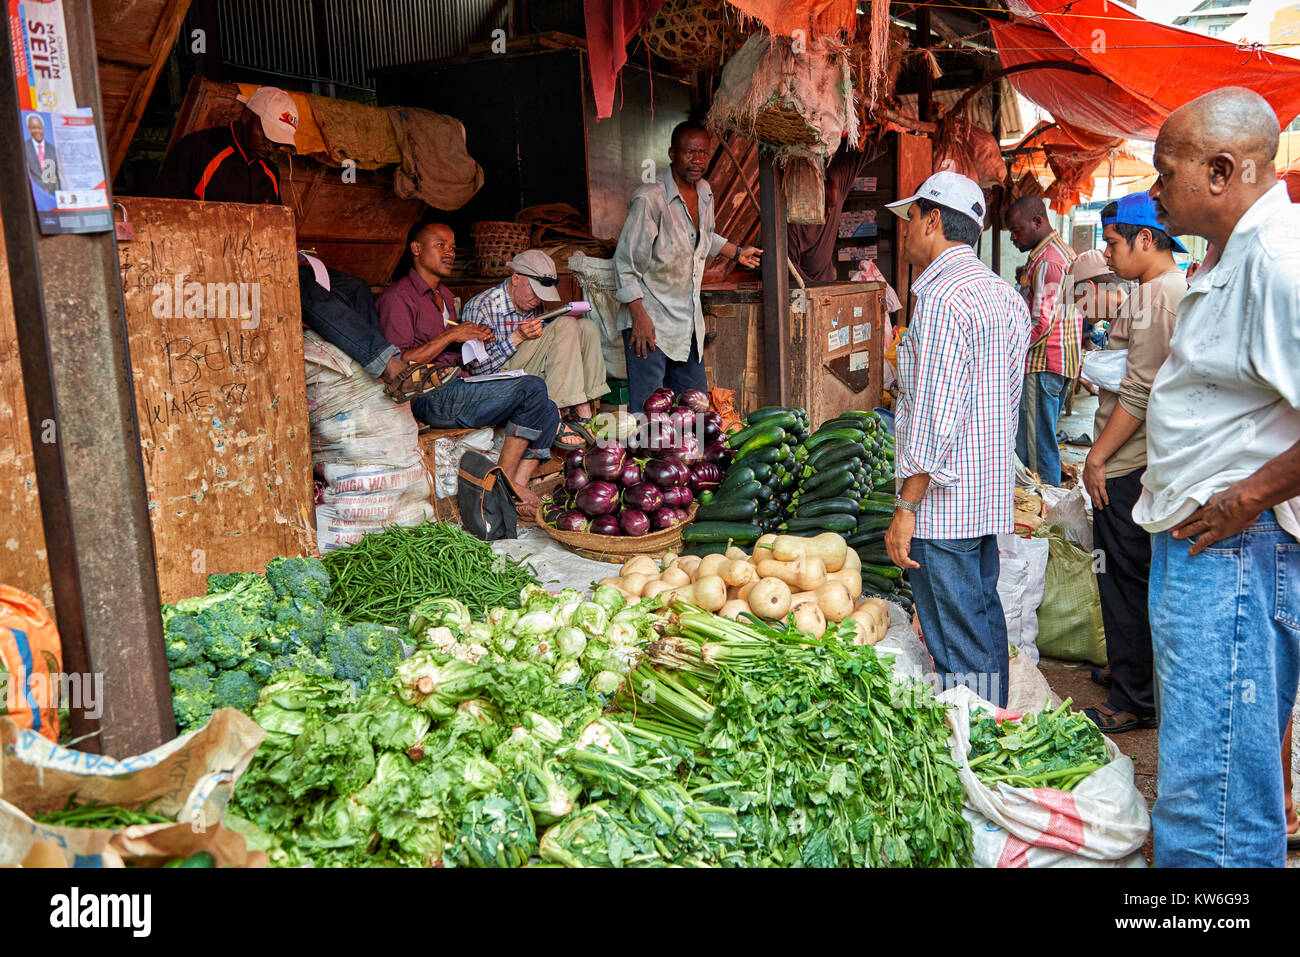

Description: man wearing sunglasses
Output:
[615,121,762,412]
[461,250,608,450]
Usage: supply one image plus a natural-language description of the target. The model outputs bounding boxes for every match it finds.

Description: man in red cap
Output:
[154,87,298,204]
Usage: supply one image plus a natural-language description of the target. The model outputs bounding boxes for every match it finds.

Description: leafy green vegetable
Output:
[966,698,1108,791]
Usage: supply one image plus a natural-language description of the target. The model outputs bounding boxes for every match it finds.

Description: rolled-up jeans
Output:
[1016,371,1067,487]
[908,535,1009,708]
[299,267,399,378]
[411,375,559,461]
[1149,510,1300,867]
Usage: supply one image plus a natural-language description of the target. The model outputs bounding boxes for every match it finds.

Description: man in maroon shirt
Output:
[378,223,559,508]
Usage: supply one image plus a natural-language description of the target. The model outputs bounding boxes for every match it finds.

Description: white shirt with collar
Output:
[1133,182,1300,539]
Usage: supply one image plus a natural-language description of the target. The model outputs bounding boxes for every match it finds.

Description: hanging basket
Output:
[470,221,530,277]
[750,96,823,147]
[641,0,747,71]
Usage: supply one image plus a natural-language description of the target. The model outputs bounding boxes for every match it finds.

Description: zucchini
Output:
[757,498,784,520]
[801,462,855,493]
[727,422,787,451]
[698,490,714,505]
[794,497,859,518]
[798,471,855,502]
[861,562,903,581]
[682,521,762,545]
[696,498,759,522]
[855,547,892,566]
[808,442,867,471]
[731,446,782,470]
[749,463,774,484]
[682,542,729,557]
[817,416,874,433]
[716,466,755,495]
[846,531,885,548]
[856,514,893,532]
[803,427,866,452]
[860,570,897,592]
[859,500,895,516]
[783,513,859,534]
[745,405,805,425]
[712,479,761,502]
[755,483,774,502]
[736,410,801,436]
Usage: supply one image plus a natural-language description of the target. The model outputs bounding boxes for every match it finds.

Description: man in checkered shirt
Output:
[883,172,1031,708]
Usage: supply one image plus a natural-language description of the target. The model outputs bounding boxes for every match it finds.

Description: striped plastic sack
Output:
[0,585,63,743]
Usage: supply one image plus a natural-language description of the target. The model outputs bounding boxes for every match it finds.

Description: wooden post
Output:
[916,7,933,123]
[0,2,174,754]
[758,154,790,406]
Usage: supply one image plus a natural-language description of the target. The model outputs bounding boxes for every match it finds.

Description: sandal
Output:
[1083,701,1157,734]
[1090,666,1113,690]
[553,418,593,450]
[382,361,459,403]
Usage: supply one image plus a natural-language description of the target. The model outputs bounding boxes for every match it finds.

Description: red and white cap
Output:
[886,171,986,227]
[237,87,299,146]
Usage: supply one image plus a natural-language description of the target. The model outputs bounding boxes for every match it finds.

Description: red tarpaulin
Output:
[585,0,665,120]
[723,0,858,37]
[993,0,1300,142]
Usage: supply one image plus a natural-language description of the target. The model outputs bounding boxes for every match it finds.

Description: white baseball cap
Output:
[237,87,299,146]
[886,171,986,227]
[510,249,562,302]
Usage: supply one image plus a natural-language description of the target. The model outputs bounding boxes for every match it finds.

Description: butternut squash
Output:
[788,581,854,622]
[721,559,756,587]
[790,601,827,638]
[696,553,730,581]
[675,554,703,580]
[718,599,750,620]
[661,574,728,612]
[771,532,847,572]
[747,577,792,619]
[756,555,826,592]
[621,555,659,579]
[658,565,691,588]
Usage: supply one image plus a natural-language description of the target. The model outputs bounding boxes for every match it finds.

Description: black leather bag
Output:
[456,450,519,541]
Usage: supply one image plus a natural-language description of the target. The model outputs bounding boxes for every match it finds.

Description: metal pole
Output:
[0,1,174,754]
[758,153,790,406]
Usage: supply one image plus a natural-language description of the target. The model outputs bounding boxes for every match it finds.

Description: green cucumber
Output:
[794,497,859,518]
[682,521,762,545]
[783,513,859,534]
[696,498,759,522]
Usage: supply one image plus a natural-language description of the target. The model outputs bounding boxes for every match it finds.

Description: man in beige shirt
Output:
[1080,191,1188,733]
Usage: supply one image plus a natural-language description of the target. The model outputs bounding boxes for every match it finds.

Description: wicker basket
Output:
[471,221,531,277]
[534,503,699,563]
[750,97,822,147]
[642,0,747,71]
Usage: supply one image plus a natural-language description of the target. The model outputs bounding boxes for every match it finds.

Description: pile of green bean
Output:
[321,521,543,627]
[36,796,172,829]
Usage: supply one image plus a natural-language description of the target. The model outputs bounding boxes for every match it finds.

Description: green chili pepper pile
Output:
[35,796,173,829]
[965,698,1108,791]
[321,521,543,627]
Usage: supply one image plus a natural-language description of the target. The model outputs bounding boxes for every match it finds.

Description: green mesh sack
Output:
[1032,528,1107,667]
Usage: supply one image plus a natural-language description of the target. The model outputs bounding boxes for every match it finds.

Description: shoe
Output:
[1090,666,1112,689]
[1083,702,1158,734]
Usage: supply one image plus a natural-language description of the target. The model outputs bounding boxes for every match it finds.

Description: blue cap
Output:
[1102,192,1188,254]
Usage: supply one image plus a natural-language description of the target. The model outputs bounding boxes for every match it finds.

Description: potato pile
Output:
[596,532,893,646]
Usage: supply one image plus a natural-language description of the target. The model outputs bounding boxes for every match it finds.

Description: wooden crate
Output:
[0,199,317,606]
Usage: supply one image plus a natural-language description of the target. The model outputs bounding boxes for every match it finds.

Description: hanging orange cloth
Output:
[723,0,857,37]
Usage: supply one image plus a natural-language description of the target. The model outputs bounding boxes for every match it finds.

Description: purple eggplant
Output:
[582,443,627,481]
[643,457,685,491]
[576,480,620,517]
[643,388,676,415]
[619,509,651,536]
[565,447,586,472]
[689,463,723,494]
[589,514,621,536]
[671,507,690,524]
[556,510,589,532]
[622,481,664,513]
[542,501,566,525]
[651,507,684,530]
[661,484,692,509]
[702,412,723,443]
[565,468,591,493]
[674,389,710,414]
[668,407,696,438]
[676,431,702,465]
[618,459,643,488]
[703,438,732,466]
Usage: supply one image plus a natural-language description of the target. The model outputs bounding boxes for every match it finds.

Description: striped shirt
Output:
[896,245,1031,539]
[460,280,540,375]
[1023,231,1080,377]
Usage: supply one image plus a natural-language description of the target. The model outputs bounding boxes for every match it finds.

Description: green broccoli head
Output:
[163,613,206,668]
[174,572,275,618]
[324,623,403,691]
[194,602,265,669]
[269,649,335,679]
[170,665,216,730]
[212,669,262,712]
[239,654,276,684]
[265,556,331,604]
[259,597,331,655]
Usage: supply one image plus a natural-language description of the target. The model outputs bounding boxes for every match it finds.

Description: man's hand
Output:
[1083,451,1109,510]
[1171,481,1262,555]
[519,317,544,341]
[629,302,656,359]
[737,246,762,268]
[454,322,494,344]
[885,509,920,570]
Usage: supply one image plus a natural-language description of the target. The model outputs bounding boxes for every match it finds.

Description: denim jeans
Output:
[623,330,707,414]
[909,535,1009,707]
[1016,371,1067,487]
[411,375,559,461]
[299,266,398,378]
[1149,511,1300,867]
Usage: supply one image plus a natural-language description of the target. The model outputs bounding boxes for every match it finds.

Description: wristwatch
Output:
[894,496,920,514]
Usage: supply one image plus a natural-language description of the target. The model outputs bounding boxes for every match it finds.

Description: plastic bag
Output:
[1040,484,1093,553]
[996,533,1049,665]
[0,586,62,743]
[1033,529,1107,666]
[1079,348,1128,394]
[940,686,1149,867]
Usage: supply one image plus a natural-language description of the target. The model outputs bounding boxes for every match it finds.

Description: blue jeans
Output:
[411,375,559,461]
[299,266,398,377]
[909,535,1009,707]
[623,330,707,414]
[1016,371,1067,487]
[1149,511,1300,867]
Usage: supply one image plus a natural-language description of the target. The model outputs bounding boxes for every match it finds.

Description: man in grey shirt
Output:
[614,121,761,412]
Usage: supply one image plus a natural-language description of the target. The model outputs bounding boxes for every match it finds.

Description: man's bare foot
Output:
[512,482,543,511]
[381,355,405,382]
[571,401,594,420]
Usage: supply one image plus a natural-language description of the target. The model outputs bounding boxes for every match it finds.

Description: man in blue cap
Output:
[1079,191,1187,736]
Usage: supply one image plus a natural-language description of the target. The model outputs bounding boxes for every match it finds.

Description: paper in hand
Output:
[462,338,489,365]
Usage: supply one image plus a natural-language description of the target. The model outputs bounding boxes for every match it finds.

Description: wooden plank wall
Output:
[0,199,317,608]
